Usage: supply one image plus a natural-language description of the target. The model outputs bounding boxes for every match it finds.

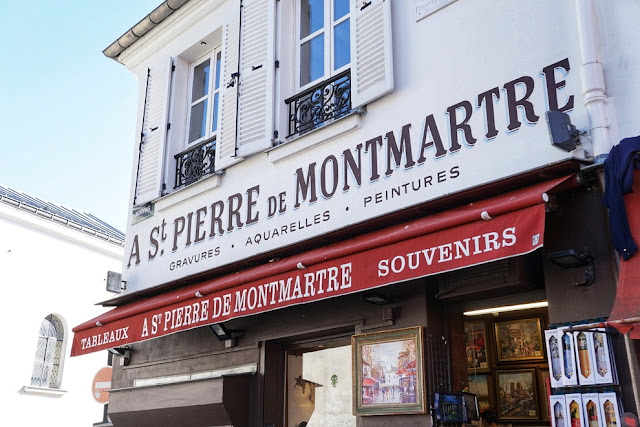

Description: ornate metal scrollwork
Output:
[174,138,216,189]
[286,69,351,137]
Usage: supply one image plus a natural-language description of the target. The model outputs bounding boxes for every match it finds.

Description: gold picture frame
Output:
[352,326,426,416]
[494,317,544,362]
[495,369,539,420]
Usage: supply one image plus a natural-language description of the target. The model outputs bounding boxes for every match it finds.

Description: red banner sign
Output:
[72,204,545,356]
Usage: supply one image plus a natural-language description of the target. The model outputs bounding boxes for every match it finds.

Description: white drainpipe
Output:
[576,1,640,413]
[575,0,613,163]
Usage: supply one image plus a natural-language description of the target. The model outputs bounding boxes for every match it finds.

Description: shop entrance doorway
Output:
[286,345,355,426]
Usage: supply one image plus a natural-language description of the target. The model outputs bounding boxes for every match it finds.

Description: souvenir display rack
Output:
[545,318,623,427]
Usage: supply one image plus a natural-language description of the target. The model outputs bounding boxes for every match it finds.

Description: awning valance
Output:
[72,175,578,356]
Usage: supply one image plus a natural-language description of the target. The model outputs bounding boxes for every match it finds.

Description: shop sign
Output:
[122,57,581,294]
[73,204,545,356]
[132,202,154,224]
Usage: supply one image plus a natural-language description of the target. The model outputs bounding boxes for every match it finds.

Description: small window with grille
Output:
[173,48,223,190]
[31,314,66,389]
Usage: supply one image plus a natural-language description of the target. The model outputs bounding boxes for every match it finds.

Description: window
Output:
[174,48,223,189]
[131,0,393,204]
[284,0,393,139]
[31,314,66,389]
[187,49,222,145]
[298,0,350,88]
[285,0,352,137]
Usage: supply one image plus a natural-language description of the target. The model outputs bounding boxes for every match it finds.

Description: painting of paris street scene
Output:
[496,370,539,420]
[465,321,488,369]
[353,327,425,415]
[361,338,417,406]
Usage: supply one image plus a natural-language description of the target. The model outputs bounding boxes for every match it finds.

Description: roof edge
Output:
[103,0,191,62]
[0,190,125,247]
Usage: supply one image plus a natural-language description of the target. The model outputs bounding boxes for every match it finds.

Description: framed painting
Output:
[467,374,490,397]
[352,326,426,415]
[468,373,493,417]
[494,317,544,362]
[465,321,489,371]
[495,369,539,420]
[538,369,551,422]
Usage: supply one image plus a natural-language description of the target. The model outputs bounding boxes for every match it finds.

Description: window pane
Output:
[31,362,49,387]
[191,59,210,101]
[212,92,219,133]
[189,99,208,143]
[300,0,324,39]
[214,52,222,90]
[44,337,57,363]
[334,0,349,21]
[300,34,324,86]
[334,18,350,70]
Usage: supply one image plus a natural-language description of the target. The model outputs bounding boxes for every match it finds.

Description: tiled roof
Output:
[0,185,125,246]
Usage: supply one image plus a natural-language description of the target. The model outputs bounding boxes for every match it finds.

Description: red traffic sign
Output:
[91,366,112,404]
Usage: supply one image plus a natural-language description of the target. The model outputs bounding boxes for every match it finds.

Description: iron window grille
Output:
[285,69,351,138]
[174,137,216,189]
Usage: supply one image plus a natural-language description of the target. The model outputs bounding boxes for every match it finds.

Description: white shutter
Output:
[215,14,241,171]
[135,60,172,205]
[235,0,275,157]
[350,0,394,108]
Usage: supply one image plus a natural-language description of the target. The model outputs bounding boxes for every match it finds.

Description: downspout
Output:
[576,0,640,414]
[575,0,613,164]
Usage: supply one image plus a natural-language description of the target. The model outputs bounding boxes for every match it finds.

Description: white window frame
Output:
[185,47,223,147]
[296,0,351,91]
[30,314,66,390]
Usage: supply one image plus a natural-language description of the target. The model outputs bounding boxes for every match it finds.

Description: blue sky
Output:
[0,1,162,232]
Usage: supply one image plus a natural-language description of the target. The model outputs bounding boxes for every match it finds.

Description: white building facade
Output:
[73,1,640,425]
[0,187,124,426]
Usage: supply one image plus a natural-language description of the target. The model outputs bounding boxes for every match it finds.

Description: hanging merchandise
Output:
[546,329,564,388]
[574,331,597,385]
[545,325,617,388]
[582,393,604,427]
[550,395,570,427]
[567,394,586,427]
[599,393,621,427]
[559,327,579,387]
[592,329,615,385]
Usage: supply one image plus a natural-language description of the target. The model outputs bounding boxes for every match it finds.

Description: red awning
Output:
[362,378,378,386]
[72,175,578,356]
[606,170,640,339]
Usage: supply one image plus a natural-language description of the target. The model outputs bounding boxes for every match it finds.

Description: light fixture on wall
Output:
[108,346,132,366]
[209,323,241,341]
[361,292,396,305]
[548,249,595,287]
[548,249,592,268]
[106,271,126,293]
[546,110,580,152]
[463,301,548,316]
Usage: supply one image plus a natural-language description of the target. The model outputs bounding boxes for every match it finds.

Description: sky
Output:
[0,0,163,232]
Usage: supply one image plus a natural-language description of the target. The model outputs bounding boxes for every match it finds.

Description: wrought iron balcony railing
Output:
[285,69,351,137]
[174,137,216,189]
